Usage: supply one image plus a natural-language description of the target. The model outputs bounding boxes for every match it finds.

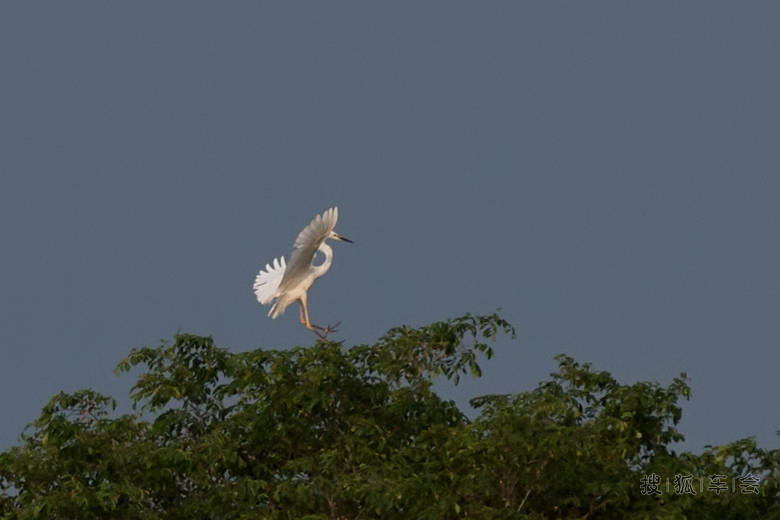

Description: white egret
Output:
[253,207,352,333]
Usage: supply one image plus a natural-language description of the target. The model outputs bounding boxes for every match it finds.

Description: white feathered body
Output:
[253,207,342,319]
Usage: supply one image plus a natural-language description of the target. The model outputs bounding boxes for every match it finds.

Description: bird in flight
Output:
[253,207,352,336]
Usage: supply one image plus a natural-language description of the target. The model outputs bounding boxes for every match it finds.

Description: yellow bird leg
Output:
[302,297,314,330]
[300,294,332,338]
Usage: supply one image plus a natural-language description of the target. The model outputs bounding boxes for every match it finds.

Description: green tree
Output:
[1,314,778,519]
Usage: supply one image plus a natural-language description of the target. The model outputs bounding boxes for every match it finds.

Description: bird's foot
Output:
[310,322,341,340]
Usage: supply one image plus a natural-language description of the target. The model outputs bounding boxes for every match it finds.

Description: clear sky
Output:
[2,4,779,454]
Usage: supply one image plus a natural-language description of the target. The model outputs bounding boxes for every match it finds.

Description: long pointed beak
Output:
[335,234,353,243]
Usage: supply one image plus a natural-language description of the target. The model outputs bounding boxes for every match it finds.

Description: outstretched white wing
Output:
[281,207,338,291]
[253,256,287,305]
[293,207,338,250]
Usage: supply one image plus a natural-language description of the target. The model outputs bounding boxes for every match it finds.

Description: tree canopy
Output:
[1,314,778,519]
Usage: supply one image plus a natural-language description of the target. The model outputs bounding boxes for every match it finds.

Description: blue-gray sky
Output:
[2,4,779,454]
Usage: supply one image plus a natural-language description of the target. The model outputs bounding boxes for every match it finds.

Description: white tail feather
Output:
[253,256,286,305]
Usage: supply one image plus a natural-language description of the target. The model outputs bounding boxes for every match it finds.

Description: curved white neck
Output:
[312,241,334,280]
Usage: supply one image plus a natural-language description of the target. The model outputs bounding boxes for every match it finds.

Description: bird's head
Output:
[329,231,353,244]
